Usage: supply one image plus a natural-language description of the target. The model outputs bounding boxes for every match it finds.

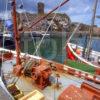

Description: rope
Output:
[33,0,66,55]
[63,0,92,50]
[21,0,67,69]
[33,14,57,55]
[86,0,98,59]
[17,0,69,74]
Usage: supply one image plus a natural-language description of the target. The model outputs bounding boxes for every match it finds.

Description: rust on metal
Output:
[12,0,21,65]
[58,85,86,100]
[81,82,100,100]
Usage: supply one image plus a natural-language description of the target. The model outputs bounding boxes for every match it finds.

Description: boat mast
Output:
[86,0,98,60]
[12,0,21,65]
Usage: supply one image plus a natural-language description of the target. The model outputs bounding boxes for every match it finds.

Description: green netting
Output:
[66,59,95,74]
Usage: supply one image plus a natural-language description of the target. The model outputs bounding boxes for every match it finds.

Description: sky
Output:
[0,0,100,26]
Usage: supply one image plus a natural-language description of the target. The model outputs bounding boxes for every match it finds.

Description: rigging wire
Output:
[1,0,9,82]
[1,0,85,86]
[63,23,81,50]
[12,0,70,84]
[2,0,84,86]
[33,0,66,55]
[63,0,93,50]
[86,0,98,59]
[62,1,100,69]
[22,0,68,72]
[20,0,37,55]
[0,0,19,85]
[33,14,57,55]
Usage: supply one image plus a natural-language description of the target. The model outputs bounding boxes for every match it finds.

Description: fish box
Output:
[19,90,45,100]
[7,84,24,99]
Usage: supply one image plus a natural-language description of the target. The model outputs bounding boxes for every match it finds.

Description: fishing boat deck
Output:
[1,57,84,100]
[0,85,12,100]
[0,77,13,100]
[84,81,100,90]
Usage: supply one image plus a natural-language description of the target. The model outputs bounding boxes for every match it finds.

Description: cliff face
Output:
[69,22,100,36]
[17,12,100,36]
[17,12,71,32]
[0,12,99,36]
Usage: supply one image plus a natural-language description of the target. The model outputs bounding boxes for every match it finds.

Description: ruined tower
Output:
[38,2,44,14]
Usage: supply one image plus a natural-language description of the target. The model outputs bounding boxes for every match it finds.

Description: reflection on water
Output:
[21,35,66,63]
[1,32,99,64]
[71,35,100,52]
[20,34,100,63]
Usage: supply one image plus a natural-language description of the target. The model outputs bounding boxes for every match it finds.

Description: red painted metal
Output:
[12,0,21,65]
[81,82,100,100]
[31,64,52,89]
[22,59,52,89]
[62,65,100,84]
[0,52,13,62]
[12,0,22,76]
[58,82,100,100]
[95,68,100,75]
[45,59,100,84]
[58,85,86,100]
[77,71,82,78]
[67,68,75,75]
[3,52,13,60]
[13,65,23,76]
[66,45,76,60]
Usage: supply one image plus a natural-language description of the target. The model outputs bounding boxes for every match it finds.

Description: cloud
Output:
[70,14,92,24]
[0,0,100,26]
[84,6,91,12]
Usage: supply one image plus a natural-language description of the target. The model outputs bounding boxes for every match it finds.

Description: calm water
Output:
[71,35,100,52]
[21,35,66,63]
[20,34,100,63]
[2,32,100,63]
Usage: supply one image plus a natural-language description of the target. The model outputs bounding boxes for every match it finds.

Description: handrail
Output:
[67,43,100,68]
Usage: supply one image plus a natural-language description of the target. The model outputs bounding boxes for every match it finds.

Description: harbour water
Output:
[20,33,100,63]
[20,34,66,63]
[1,33,100,63]
[72,35,100,52]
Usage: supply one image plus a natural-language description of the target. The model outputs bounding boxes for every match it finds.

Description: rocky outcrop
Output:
[17,12,71,32]
[69,22,100,36]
